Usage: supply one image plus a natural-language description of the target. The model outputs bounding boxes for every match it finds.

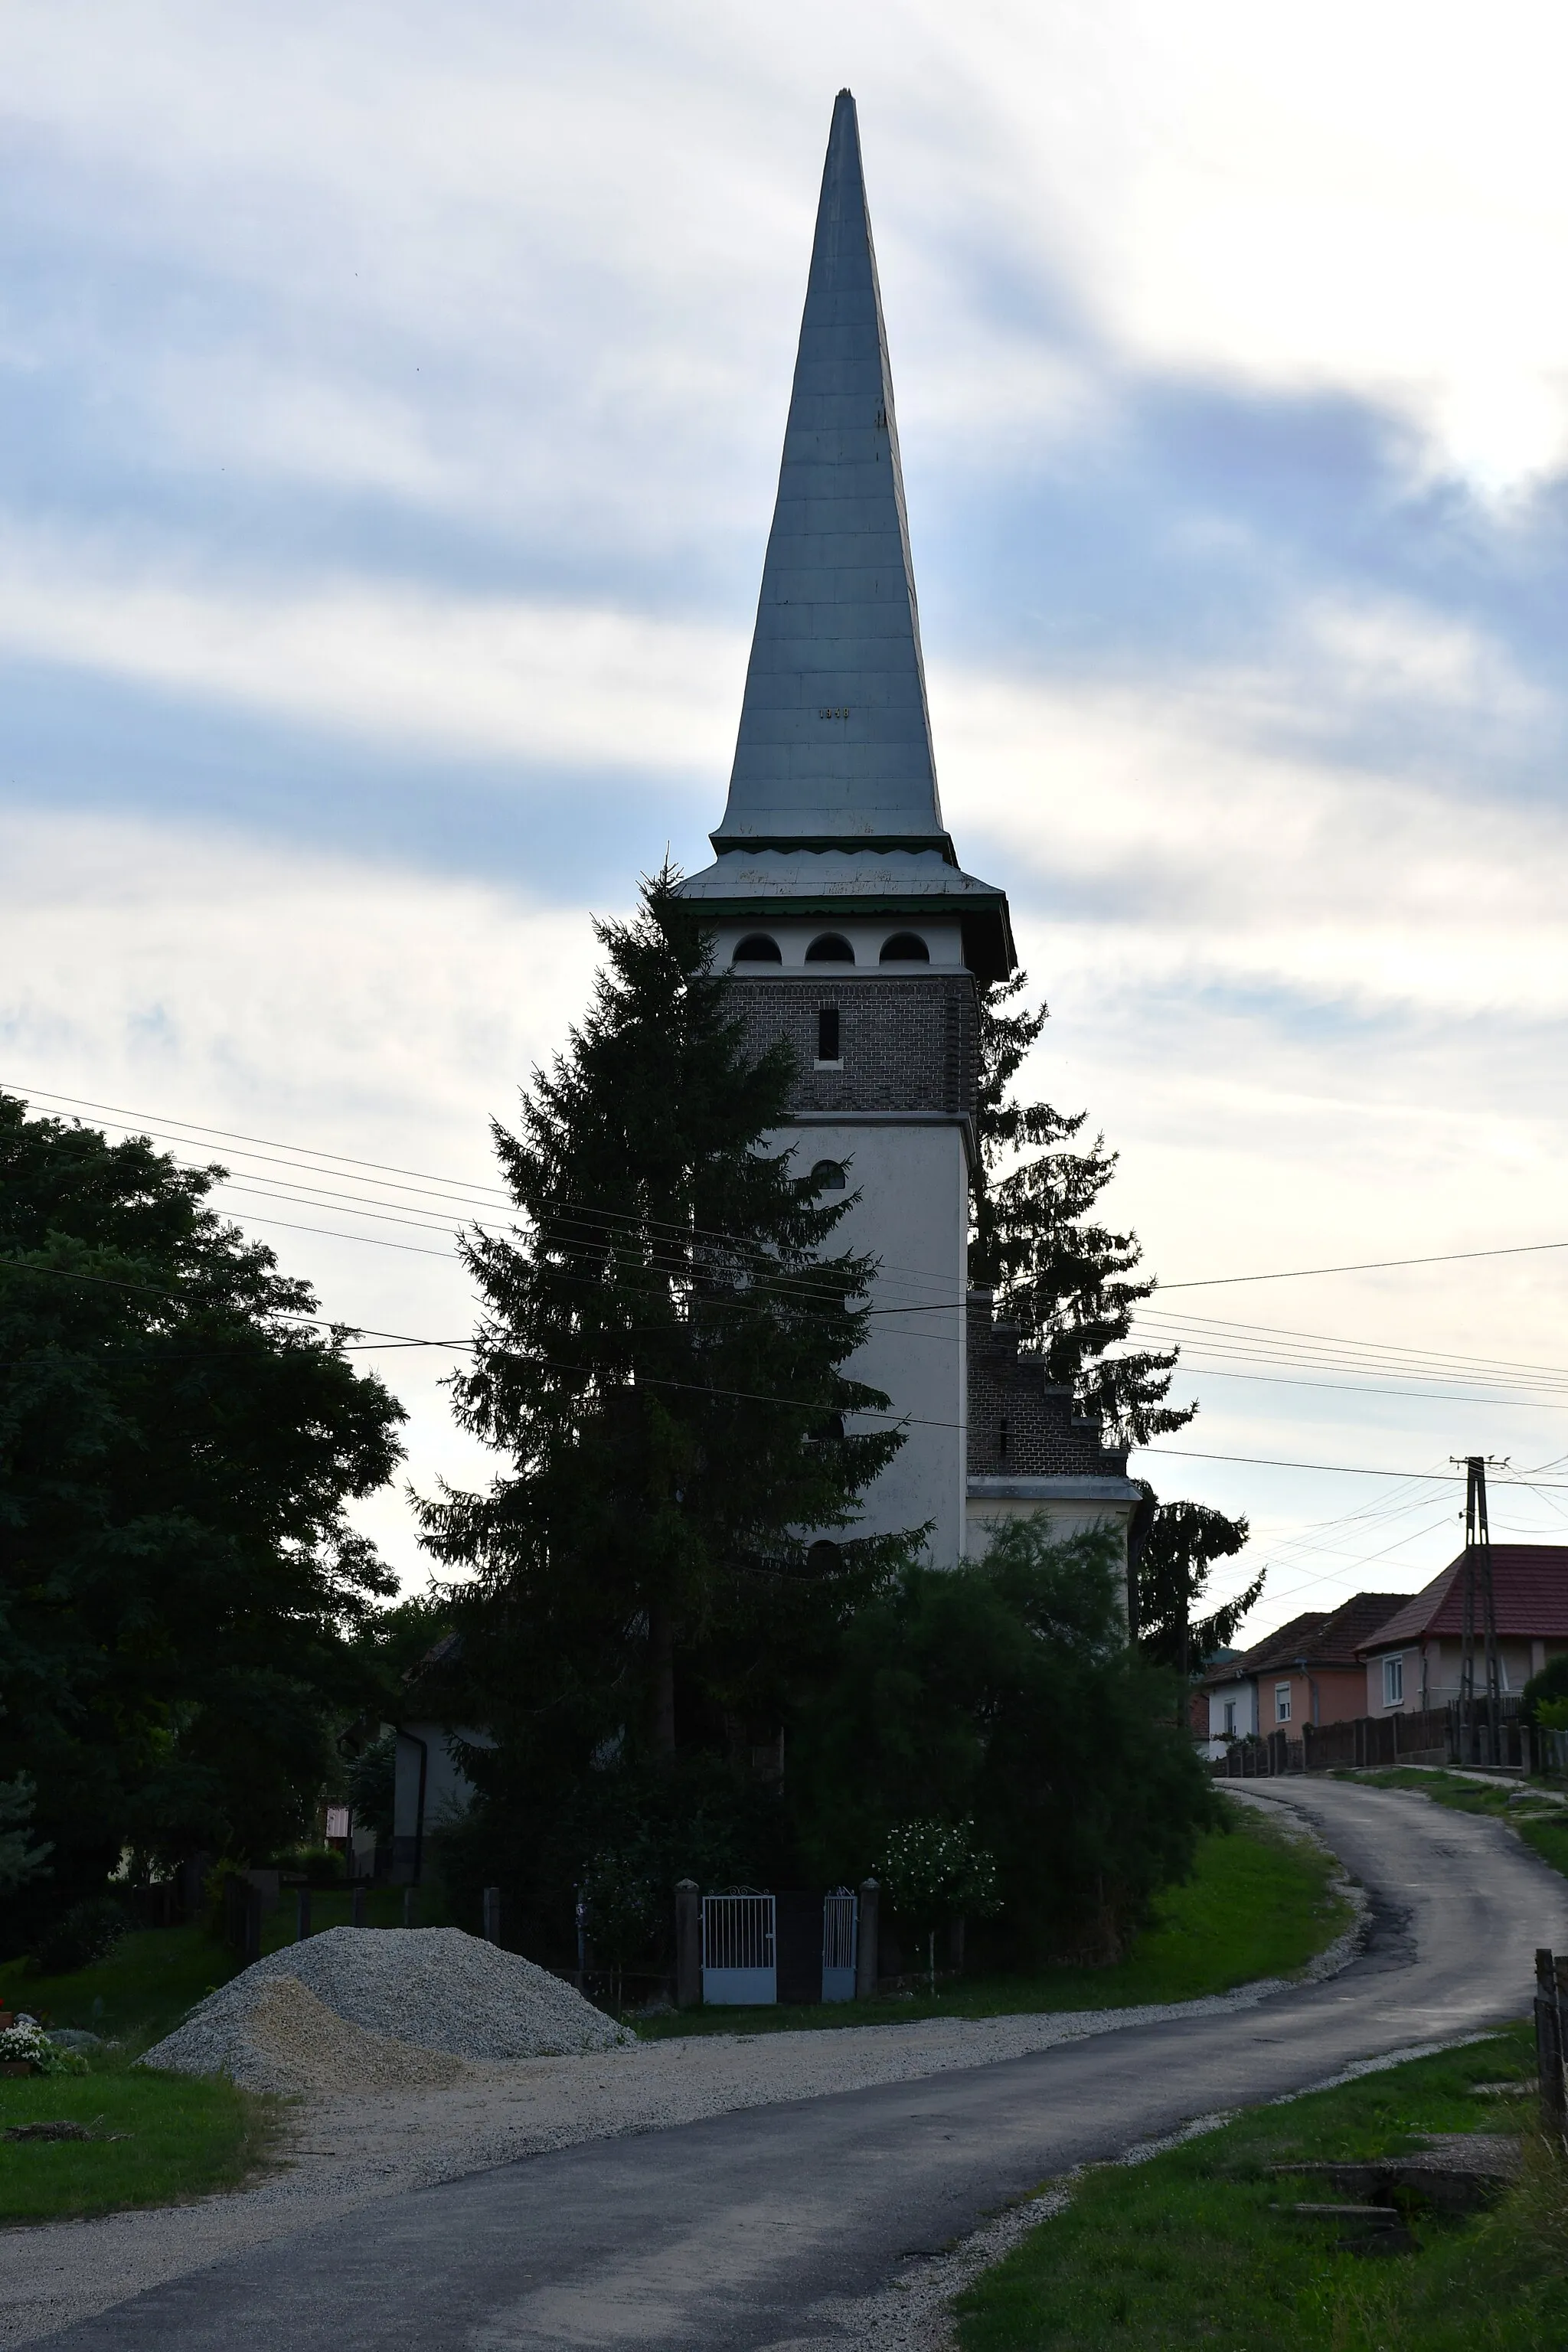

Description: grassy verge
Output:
[1,1926,239,2053]
[1338,1768,1568,1886]
[0,2059,279,2227]
[639,1795,1351,2037]
[957,2026,1562,2352]
[0,1888,430,2053]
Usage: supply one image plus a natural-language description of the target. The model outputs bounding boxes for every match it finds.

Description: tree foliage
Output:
[1134,1494,1259,1674]
[418,868,920,1839]
[970,975,1192,1443]
[788,1519,1222,1962]
[0,1095,406,1945]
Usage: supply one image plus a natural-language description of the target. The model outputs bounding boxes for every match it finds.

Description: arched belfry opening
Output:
[673,92,1135,1575]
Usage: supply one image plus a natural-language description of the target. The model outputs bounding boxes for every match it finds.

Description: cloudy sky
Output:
[5,0,1568,1639]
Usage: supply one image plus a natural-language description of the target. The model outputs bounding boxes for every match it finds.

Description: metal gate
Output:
[701,1891,776,2004]
[821,1887,858,2003]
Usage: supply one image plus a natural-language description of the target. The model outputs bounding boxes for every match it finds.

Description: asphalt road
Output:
[53,1777,1568,2350]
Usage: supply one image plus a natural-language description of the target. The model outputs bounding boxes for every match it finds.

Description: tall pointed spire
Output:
[714,90,947,853]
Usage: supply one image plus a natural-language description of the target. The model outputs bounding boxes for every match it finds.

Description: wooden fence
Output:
[1213,1694,1549,1777]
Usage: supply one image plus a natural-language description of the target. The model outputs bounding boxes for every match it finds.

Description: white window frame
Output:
[1383,1654,1403,1708]
[1275,1681,1292,1724]
[1222,1699,1236,1736]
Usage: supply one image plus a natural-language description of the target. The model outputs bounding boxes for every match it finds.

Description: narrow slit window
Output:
[817,1007,840,1062]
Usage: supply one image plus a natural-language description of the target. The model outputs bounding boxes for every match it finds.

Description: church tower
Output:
[680,91,1135,1570]
[678,90,1008,1568]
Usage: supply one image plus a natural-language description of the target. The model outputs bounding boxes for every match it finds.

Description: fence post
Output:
[856,1879,880,1999]
[674,1880,701,2009]
[296,1888,312,1942]
[1537,1949,1566,2148]
[482,1886,501,1945]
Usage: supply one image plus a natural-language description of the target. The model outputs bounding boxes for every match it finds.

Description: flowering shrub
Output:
[875,1818,999,1931]
[0,2018,89,2076]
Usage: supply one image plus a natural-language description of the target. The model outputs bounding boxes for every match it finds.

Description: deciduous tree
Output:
[0,1096,405,1947]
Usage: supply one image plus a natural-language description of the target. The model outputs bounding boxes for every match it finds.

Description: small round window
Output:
[879,931,929,963]
[810,1158,847,1191]
[805,933,854,963]
[732,933,782,963]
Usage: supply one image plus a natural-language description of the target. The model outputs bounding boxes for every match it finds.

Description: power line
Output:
[0,1256,963,1433]
[16,1076,1568,1309]
[1162,1240,1568,1291]
[1134,1441,1568,1489]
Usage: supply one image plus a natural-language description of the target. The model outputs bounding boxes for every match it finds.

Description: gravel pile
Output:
[141,1927,632,2088]
[210,1978,475,2094]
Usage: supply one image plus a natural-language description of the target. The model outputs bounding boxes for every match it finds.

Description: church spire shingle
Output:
[714,89,946,854]
[678,91,1014,982]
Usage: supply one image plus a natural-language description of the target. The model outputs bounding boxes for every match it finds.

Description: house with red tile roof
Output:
[1195,1592,1413,1756]
[1355,1546,1568,1716]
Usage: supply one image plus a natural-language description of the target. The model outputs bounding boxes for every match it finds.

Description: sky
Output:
[5,0,1568,1642]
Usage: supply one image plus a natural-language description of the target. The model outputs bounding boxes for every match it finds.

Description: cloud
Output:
[0,530,745,769]
[7,0,1568,1636]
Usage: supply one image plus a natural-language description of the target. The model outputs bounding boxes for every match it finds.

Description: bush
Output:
[436,1750,794,1966]
[34,1896,130,1978]
[875,1818,998,1932]
[1524,1655,1568,1726]
[788,1519,1222,1965]
[0,2018,89,2076]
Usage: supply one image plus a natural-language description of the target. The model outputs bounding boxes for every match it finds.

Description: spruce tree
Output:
[969,974,1194,1444]
[1132,1495,1259,1676]
[419,867,913,1781]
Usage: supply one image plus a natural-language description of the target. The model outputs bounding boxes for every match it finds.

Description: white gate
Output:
[821,1887,858,2002]
[701,1890,776,2005]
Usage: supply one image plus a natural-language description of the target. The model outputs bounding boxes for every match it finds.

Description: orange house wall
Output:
[1262,1665,1369,1731]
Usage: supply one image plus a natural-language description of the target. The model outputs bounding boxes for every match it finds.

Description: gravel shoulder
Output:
[0,1968,1352,2347]
[0,1790,1363,2347]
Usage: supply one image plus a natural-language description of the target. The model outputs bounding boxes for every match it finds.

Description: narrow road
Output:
[49,1778,1568,2350]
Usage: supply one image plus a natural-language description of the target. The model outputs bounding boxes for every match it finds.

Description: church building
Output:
[677,92,1140,1573]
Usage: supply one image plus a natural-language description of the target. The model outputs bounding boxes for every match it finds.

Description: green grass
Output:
[0,1889,426,2053]
[0,2060,278,2226]
[0,1890,429,2225]
[1,1926,240,2053]
[956,2026,1563,2352]
[638,1796,1351,2037]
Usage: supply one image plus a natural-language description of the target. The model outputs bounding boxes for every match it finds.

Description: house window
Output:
[816,1007,841,1063]
[879,931,929,963]
[732,933,782,963]
[1275,1682,1292,1724]
[1383,1655,1403,1708]
[810,1158,846,1191]
[1223,1700,1236,1736]
[805,933,854,963]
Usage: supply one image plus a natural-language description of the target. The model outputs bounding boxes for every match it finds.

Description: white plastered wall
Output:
[777,1117,969,1569]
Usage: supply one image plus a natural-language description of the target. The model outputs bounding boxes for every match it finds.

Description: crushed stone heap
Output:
[141,1926,634,2092]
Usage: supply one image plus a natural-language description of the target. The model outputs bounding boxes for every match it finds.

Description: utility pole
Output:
[1452,1455,1504,1768]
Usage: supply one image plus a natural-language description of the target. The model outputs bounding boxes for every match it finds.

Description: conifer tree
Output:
[419,868,913,1777]
[1132,1495,1259,1675]
[969,975,1194,1444]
